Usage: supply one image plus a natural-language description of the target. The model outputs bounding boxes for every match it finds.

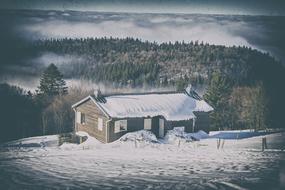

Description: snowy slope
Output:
[0,131,284,190]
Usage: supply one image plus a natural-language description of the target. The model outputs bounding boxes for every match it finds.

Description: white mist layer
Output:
[0,75,176,94]
[19,13,259,49]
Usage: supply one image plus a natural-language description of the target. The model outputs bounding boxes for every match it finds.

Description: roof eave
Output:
[89,96,111,118]
[71,95,111,119]
[71,96,92,108]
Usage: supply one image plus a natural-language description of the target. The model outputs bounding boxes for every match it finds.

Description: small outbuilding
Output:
[72,86,213,143]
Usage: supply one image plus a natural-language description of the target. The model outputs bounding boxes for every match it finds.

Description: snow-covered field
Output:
[0,130,285,190]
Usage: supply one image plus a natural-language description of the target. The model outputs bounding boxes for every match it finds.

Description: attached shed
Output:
[72,87,213,143]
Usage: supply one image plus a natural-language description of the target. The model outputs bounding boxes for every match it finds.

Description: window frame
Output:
[114,120,127,133]
[76,111,81,124]
[144,118,152,130]
[98,118,103,131]
[81,113,86,125]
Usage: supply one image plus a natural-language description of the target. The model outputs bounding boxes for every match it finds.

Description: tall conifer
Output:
[37,63,68,96]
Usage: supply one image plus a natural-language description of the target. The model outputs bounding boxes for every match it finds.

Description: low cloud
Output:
[20,13,258,49]
[2,10,282,64]
[30,52,85,67]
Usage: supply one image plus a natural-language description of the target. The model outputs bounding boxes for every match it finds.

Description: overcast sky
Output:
[1,0,285,16]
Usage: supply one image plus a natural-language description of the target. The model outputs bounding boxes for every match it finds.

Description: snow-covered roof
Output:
[91,91,213,121]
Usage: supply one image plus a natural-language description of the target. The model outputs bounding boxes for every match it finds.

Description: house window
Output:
[76,112,85,125]
[114,120,127,133]
[98,118,103,131]
[144,118,152,130]
[81,113,86,124]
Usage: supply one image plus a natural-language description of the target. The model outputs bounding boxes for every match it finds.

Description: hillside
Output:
[31,38,283,87]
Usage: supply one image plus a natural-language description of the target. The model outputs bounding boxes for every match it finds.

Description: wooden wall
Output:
[166,119,194,133]
[103,114,206,142]
[108,116,167,142]
[166,113,210,133]
[193,111,211,133]
[108,118,145,142]
[74,99,108,143]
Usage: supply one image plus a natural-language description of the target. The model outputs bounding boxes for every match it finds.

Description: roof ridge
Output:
[100,90,184,97]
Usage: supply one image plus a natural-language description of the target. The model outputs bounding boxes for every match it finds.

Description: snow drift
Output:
[164,128,209,144]
[118,130,159,144]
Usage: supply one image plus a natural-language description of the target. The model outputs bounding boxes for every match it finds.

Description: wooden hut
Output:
[72,86,213,143]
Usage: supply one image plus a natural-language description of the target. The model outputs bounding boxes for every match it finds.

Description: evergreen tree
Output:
[229,84,268,131]
[176,77,188,91]
[0,83,41,142]
[249,82,268,130]
[204,72,231,130]
[37,63,68,96]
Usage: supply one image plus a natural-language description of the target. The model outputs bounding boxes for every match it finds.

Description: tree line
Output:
[204,73,269,131]
[31,37,279,87]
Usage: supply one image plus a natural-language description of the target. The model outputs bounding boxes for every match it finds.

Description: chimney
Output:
[185,84,193,94]
[184,84,202,100]
[94,88,102,99]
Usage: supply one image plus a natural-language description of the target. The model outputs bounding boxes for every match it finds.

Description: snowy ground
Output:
[0,130,285,190]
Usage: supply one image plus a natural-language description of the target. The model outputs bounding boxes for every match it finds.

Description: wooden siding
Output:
[166,119,194,133]
[150,117,194,137]
[107,116,197,142]
[74,99,108,143]
[193,111,210,133]
[165,112,210,133]
[108,118,145,142]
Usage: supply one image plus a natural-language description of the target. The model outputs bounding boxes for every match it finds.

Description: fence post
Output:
[221,139,225,149]
[217,138,221,149]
